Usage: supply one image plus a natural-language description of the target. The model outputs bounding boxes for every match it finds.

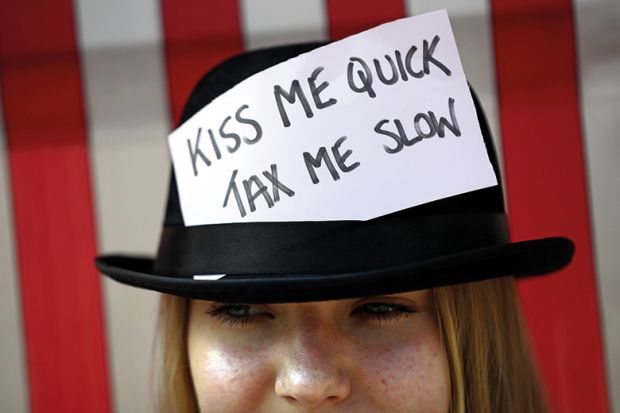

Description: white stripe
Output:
[240,0,328,50]
[0,89,30,412]
[574,0,620,411]
[74,0,169,411]
[193,274,227,280]
[405,2,503,182]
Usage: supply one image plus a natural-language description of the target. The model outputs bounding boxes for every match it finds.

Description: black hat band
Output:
[154,212,509,276]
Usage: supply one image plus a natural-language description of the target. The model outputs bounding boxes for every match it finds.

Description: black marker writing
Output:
[430,98,460,137]
[243,176,274,213]
[308,66,337,110]
[346,36,451,99]
[414,112,435,139]
[274,66,337,128]
[303,147,338,184]
[374,97,460,154]
[274,80,313,128]
[374,119,415,154]
[223,169,245,217]
[423,35,451,76]
[347,57,376,98]
[187,128,211,176]
[303,136,360,184]
[236,104,263,144]
[188,104,263,175]
[374,55,398,85]
[208,128,222,160]
[262,163,295,202]
[219,115,241,153]
[395,50,408,80]
[223,164,295,217]
[332,136,360,173]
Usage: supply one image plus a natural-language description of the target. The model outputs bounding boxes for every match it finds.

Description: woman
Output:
[157,278,548,412]
[96,30,574,413]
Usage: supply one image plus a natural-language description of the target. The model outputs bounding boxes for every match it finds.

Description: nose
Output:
[274,322,352,407]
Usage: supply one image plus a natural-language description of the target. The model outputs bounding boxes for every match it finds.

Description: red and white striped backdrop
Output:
[0,0,617,412]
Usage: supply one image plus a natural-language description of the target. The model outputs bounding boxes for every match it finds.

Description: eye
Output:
[352,302,416,323]
[206,303,271,327]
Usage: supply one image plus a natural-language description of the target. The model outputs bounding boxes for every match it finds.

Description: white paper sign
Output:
[168,9,497,226]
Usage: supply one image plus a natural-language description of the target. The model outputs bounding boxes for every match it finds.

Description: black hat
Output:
[95,42,574,303]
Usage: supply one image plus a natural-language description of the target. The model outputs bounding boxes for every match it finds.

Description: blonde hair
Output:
[156,294,198,413]
[433,277,548,413]
[157,277,548,412]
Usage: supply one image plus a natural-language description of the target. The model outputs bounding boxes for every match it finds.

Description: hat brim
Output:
[96,236,573,303]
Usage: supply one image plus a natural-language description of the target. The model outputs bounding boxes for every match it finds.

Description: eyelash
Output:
[206,302,416,327]
[352,302,416,323]
[206,303,269,327]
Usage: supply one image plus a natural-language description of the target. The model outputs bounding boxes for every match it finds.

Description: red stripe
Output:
[490,1,609,412]
[0,1,112,412]
[160,0,245,125]
[325,0,406,40]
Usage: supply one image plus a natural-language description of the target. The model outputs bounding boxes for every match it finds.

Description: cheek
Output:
[356,330,451,412]
[188,329,273,412]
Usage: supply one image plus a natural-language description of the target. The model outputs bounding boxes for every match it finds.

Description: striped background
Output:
[0,0,617,411]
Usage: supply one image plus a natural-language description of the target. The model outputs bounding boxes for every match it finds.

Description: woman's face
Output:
[187,289,451,412]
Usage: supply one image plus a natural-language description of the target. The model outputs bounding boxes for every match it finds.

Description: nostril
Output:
[275,366,352,407]
[282,395,297,404]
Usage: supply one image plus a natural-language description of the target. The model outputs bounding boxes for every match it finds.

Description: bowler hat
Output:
[95,42,574,303]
